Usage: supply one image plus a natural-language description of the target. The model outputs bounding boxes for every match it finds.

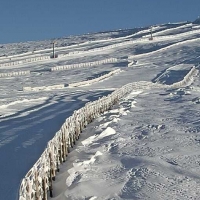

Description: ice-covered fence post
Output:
[64,120,70,154]
[42,177,47,200]
[99,98,103,114]
[95,102,98,117]
[49,152,55,181]
[68,116,76,147]
[102,97,107,112]
[48,142,56,181]
[85,103,91,124]
[108,95,113,110]
[82,107,87,128]
[71,114,77,144]
[79,108,85,132]
[58,134,63,165]
[54,132,60,172]
[103,98,108,111]
[25,178,32,200]
[61,127,67,162]
[96,99,100,116]
[97,100,101,116]
[49,161,53,197]
[74,111,80,140]
[90,104,95,121]
[35,171,39,200]
[93,103,98,119]
[68,122,73,149]
[103,98,107,111]
[87,103,92,124]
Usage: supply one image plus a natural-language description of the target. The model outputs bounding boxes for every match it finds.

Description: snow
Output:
[52,87,200,200]
[0,20,200,199]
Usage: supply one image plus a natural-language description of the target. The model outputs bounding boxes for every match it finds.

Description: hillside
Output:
[0,20,200,200]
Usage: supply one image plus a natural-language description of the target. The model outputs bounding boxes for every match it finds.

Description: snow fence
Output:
[169,66,198,88]
[0,56,50,68]
[51,58,118,71]
[1,26,200,69]
[0,70,30,78]
[57,28,200,60]
[18,67,198,200]
[22,69,120,92]
[68,69,121,87]
[23,84,65,92]
[18,81,158,200]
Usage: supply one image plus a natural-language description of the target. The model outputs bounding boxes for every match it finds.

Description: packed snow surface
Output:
[0,21,200,199]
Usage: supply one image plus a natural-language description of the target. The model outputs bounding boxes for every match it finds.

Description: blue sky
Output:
[0,0,199,44]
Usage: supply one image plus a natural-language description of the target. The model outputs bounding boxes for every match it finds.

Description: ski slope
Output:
[0,20,200,200]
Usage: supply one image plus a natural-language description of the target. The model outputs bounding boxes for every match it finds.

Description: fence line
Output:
[23,84,65,92]
[22,69,120,92]
[1,27,200,69]
[170,66,198,88]
[0,56,50,68]
[18,66,198,200]
[51,58,118,72]
[19,81,158,200]
[68,69,121,87]
[0,70,30,78]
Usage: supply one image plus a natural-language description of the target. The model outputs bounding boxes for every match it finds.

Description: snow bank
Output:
[97,127,116,139]
[51,58,118,71]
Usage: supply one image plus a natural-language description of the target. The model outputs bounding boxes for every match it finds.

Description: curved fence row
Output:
[170,66,198,88]
[18,81,160,200]
[68,69,121,87]
[51,58,118,71]
[22,69,120,92]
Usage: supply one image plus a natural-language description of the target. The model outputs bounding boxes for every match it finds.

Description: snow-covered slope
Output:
[0,20,200,200]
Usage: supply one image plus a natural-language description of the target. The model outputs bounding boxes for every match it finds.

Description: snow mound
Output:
[82,127,116,146]
[97,127,116,139]
[66,151,103,187]
[81,135,96,146]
